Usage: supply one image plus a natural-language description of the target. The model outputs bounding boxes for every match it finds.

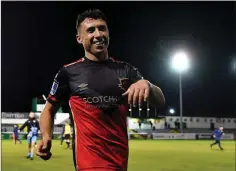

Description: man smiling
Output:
[36,9,165,171]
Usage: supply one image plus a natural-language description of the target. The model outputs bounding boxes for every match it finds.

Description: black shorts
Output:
[65,134,71,139]
[215,140,220,144]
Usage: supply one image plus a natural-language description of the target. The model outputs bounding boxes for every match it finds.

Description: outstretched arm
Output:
[19,121,28,132]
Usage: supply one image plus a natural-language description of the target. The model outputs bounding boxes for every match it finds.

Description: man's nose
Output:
[94,29,102,38]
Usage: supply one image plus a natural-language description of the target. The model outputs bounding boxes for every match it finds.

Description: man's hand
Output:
[36,136,52,160]
[27,134,32,139]
[122,80,150,106]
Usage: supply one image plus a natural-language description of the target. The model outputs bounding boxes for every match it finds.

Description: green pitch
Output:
[2,140,235,171]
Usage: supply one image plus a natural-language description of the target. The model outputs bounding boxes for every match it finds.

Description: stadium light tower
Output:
[171,51,189,133]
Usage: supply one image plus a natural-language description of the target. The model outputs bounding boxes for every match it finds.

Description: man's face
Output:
[77,18,109,55]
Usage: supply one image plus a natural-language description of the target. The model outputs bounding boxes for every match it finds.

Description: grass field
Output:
[2,140,235,171]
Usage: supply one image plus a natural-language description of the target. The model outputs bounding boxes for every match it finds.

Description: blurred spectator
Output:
[175,121,180,129]
[149,121,153,129]
[152,126,156,131]
[211,122,215,131]
[60,124,65,146]
[164,122,167,129]
[183,122,187,129]
[138,121,142,129]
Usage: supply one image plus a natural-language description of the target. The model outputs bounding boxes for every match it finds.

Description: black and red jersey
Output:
[47,57,143,171]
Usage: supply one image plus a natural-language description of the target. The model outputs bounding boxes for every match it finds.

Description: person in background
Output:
[13,125,21,144]
[149,121,153,129]
[19,112,40,160]
[60,124,65,146]
[64,122,72,148]
[164,121,167,129]
[138,120,142,129]
[210,126,225,151]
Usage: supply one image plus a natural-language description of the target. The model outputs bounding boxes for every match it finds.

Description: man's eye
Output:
[87,27,95,33]
[99,26,106,31]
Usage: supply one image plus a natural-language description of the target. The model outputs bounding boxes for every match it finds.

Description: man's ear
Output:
[76,35,83,44]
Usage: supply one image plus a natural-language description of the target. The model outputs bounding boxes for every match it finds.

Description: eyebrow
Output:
[86,24,107,31]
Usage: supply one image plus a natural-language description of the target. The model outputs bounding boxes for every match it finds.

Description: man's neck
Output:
[85,51,109,61]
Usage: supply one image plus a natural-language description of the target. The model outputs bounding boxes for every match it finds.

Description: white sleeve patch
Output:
[50,81,59,95]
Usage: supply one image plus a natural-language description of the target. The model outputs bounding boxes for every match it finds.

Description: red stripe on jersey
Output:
[48,94,56,101]
[109,57,123,63]
[109,57,116,62]
[64,58,85,67]
[69,96,128,170]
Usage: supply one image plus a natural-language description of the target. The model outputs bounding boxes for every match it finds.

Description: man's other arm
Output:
[39,102,58,139]
[212,130,216,137]
[126,63,165,108]
[19,121,28,132]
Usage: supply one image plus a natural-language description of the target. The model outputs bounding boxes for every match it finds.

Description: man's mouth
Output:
[94,40,105,46]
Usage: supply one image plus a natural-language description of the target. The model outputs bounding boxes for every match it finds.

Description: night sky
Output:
[2,1,236,117]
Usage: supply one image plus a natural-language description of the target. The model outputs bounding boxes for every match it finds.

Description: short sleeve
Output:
[126,63,144,83]
[47,67,69,107]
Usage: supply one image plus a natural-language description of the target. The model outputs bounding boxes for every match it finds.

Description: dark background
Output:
[2,1,236,117]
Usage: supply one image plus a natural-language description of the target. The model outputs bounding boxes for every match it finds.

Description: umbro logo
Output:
[77,83,88,91]
[78,83,88,88]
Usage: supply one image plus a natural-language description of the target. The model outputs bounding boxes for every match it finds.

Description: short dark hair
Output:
[76,9,107,33]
